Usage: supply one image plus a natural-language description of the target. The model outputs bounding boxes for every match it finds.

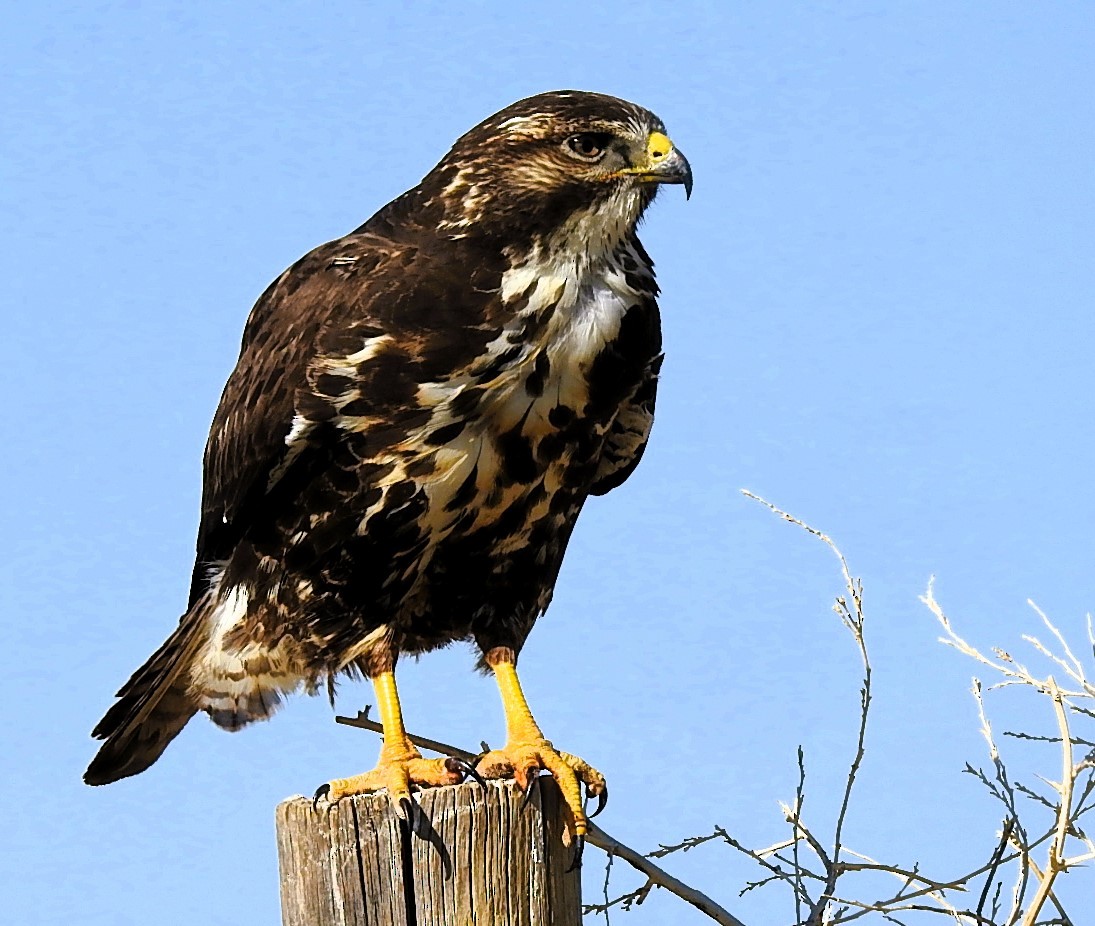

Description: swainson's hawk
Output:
[86,90,691,845]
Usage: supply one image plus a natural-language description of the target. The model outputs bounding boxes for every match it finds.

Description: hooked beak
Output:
[624,131,693,199]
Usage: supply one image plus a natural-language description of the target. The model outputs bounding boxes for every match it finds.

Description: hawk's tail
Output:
[83,602,208,786]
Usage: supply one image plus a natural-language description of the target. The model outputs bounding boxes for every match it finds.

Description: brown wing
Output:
[187,221,507,606]
[588,272,663,497]
[589,355,662,496]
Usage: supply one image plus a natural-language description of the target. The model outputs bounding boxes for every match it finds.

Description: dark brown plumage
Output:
[85,90,691,799]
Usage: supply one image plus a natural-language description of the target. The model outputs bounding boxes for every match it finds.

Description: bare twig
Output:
[794,746,808,923]
[335,709,476,761]
[976,819,1015,922]
[588,823,747,926]
[742,491,874,924]
[1020,679,1072,926]
[725,499,1093,925]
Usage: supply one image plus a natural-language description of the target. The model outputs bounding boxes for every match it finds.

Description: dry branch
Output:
[591,493,1095,925]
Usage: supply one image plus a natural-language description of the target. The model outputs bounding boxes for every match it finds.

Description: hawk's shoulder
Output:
[190,220,509,604]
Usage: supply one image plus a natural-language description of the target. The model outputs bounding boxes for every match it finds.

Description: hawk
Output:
[85,90,691,843]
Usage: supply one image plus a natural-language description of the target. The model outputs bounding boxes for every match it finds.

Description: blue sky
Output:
[3,2,1094,923]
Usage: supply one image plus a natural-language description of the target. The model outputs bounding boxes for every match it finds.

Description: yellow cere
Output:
[646,131,673,164]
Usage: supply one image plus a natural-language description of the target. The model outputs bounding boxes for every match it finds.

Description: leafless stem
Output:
[794,746,807,924]
[1020,679,1072,926]
[742,490,873,924]
[976,819,1014,922]
[335,709,476,760]
[587,823,747,926]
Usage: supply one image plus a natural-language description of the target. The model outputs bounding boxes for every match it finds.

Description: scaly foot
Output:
[476,738,607,838]
[313,738,473,815]
[314,668,481,816]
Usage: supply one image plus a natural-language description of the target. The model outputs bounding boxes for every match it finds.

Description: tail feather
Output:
[84,602,208,786]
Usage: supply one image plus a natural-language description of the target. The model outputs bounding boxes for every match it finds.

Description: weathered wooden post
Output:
[276,778,582,925]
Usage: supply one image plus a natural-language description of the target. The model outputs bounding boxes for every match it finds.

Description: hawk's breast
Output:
[405,250,648,539]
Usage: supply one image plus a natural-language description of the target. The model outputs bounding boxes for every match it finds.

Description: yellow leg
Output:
[477,655,606,839]
[319,670,462,807]
[494,659,545,744]
[374,670,411,753]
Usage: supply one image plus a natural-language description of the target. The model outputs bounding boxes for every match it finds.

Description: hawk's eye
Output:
[565,132,612,161]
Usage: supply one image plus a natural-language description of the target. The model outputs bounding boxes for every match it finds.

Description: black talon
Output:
[565,835,585,872]
[470,743,492,771]
[397,796,415,824]
[588,783,608,819]
[448,756,487,789]
[312,783,330,811]
[520,772,541,809]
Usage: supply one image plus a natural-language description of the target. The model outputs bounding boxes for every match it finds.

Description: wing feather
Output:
[188,222,505,605]
[588,287,662,497]
[589,355,661,496]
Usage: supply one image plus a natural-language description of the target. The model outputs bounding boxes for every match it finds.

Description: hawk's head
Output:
[423,90,691,251]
